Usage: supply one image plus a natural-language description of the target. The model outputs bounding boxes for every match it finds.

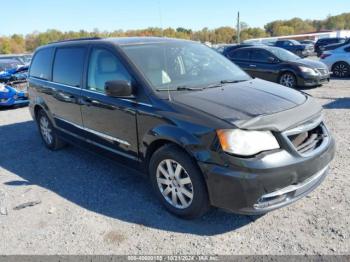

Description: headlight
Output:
[216,129,280,156]
[0,84,9,93]
[299,66,318,75]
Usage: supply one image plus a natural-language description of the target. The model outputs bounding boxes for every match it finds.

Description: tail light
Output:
[320,54,331,59]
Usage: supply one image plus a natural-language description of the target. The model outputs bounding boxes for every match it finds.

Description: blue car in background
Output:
[0,59,29,107]
[0,83,29,106]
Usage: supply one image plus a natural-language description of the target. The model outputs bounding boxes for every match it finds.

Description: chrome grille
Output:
[288,125,325,155]
[283,118,329,157]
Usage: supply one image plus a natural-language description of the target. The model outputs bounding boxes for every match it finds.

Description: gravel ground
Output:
[0,79,349,255]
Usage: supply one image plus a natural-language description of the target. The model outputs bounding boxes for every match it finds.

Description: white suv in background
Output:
[320,44,350,78]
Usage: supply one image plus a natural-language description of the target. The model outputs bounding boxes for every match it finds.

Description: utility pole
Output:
[236,11,241,44]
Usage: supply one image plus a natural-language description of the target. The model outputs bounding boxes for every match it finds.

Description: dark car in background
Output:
[0,59,21,73]
[28,37,334,219]
[315,37,346,57]
[0,54,32,66]
[222,43,265,57]
[226,46,330,88]
[300,40,316,45]
[321,38,350,54]
[273,40,314,57]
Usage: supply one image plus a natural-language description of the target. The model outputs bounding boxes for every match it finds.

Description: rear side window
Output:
[30,48,53,80]
[230,49,250,61]
[53,47,86,87]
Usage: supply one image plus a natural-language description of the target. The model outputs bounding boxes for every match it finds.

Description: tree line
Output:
[1,12,350,54]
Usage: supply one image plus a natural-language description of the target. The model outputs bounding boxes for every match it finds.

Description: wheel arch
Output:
[34,104,44,120]
[142,124,208,172]
[278,69,297,81]
[32,97,56,125]
[331,60,350,69]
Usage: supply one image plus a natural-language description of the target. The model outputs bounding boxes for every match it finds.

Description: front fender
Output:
[142,124,215,164]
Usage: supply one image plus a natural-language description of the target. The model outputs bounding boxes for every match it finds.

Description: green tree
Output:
[1,12,350,54]
[0,38,12,54]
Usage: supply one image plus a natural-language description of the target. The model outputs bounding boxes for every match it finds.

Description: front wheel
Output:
[149,145,210,219]
[279,72,297,88]
[332,62,350,78]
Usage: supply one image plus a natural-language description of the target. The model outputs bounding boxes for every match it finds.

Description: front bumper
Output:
[199,136,335,215]
[298,74,330,87]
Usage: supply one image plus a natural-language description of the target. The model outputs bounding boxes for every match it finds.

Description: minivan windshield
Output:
[268,47,300,62]
[122,41,251,91]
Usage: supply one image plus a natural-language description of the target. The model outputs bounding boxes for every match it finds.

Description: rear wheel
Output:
[149,145,210,219]
[279,72,297,88]
[37,110,66,150]
[332,62,350,78]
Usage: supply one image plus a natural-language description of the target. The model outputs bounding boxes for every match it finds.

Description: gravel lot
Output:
[0,78,349,255]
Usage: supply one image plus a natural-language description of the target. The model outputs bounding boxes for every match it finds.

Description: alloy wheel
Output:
[333,63,349,78]
[280,73,296,88]
[40,115,53,145]
[156,159,194,209]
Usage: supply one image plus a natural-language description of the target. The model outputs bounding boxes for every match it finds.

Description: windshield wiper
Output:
[220,79,248,84]
[156,85,203,92]
[206,79,249,89]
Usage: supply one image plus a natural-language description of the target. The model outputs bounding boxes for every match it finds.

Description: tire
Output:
[149,144,210,219]
[279,72,297,88]
[332,62,350,78]
[36,109,66,150]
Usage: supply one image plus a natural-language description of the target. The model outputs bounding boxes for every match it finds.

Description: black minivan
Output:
[28,37,335,219]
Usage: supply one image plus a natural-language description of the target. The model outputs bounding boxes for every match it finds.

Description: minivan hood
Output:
[291,58,327,69]
[174,78,307,123]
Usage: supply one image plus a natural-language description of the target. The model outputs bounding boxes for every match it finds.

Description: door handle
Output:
[249,64,257,67]
[82,97,100,106]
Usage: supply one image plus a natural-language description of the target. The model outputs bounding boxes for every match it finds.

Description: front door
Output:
[249,49,279,82]
[80,47,138,159]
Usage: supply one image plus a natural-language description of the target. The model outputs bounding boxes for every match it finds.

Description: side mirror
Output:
[268,57,277,63]
[105,80,133,97]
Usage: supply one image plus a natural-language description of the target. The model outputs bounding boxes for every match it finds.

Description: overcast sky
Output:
[2,0,349,35]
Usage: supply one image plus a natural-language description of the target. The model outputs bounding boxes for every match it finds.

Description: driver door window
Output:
[87,48,132,93]
[250,50,270,63]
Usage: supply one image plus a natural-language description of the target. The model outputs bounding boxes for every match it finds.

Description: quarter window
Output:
[87,48,132,93]
[53,47,86,87]
[30,48,53,80]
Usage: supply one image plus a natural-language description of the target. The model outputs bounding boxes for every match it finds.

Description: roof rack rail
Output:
[49,37,102,44]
